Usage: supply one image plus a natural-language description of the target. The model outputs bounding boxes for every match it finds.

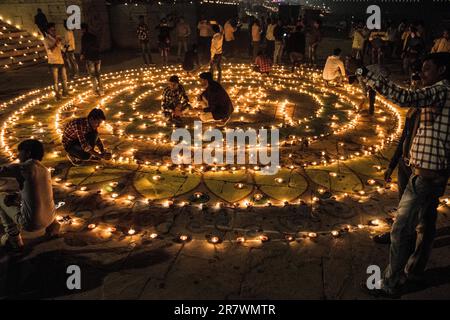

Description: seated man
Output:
[323,48,347,85]
[254,50,273,74]
[198,72,234,126]
[0,139,59,251]
[62,108,111,165]
[161,75,190,122]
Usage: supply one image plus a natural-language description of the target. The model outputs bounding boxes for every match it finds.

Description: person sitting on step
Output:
[0,139,60,251]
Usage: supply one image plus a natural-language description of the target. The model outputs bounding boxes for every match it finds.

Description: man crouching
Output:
[62,108,112,166]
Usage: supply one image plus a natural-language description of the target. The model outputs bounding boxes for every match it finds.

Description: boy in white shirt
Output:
[323,48,347,85]
[43,22,69,100]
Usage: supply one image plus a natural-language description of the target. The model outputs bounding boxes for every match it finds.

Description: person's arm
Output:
[360,69,448,109]
[337,59,346,77]
[210,36,218,60]
[431,38,440,53]
[96,136,105,153]
[161,88,169,109]
[180,86,190,107]
[388,123,408,171]
[45,37,59,51]
[0,164,21,179]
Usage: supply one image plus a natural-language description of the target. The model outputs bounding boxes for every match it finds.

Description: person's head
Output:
[168,75,180,89]
[81,22,89,34]
[37,8,42,13]
[46,22,56,36]
[333,48,342,57]
[161,18,167,24]
[199,72,213,87]
[420,53,450,86]
[17,139,44,162]
[212,24,220,34]
[443,29,449,39]
[139,15,145,23]
[87,108,106,130]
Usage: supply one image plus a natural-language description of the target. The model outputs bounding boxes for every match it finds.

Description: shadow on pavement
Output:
[0,247,171,299]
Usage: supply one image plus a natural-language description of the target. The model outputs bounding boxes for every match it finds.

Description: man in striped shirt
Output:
[62,108,111,165]
[358,52,450,297]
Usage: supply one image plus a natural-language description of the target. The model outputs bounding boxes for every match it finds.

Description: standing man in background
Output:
[224,19,237,58]
[81,23,103,96]
[63,19,79,79]
[176,17,191,60]
[136,15,153,66]
[198,18,213,64]
[308,19,322,66]
[265,18,276,58]
[210,24,223,83]
[34,8,48,36]
[43,23,69,100]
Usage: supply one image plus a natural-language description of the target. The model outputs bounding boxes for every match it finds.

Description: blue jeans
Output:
[86,60,102,93]
[64,132,99,161]
[383,173,448,291]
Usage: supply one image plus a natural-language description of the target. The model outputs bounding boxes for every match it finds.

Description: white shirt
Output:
[322,55,346,81]
[210,32,223,58]
[224,21,236,42]
[43,34,64,64]
[198,21,213,37]
[0,159,55,230]
[266,23,276,41]
[252,24,261,42]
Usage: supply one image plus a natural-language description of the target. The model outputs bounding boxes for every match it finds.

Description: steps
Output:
[0,18,47,71]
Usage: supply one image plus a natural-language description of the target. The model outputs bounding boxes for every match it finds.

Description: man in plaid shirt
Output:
[358,52,450,297]
[62,108,111,165]
[161,75,190,122]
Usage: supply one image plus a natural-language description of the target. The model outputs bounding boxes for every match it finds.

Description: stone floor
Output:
[1,44,450,300]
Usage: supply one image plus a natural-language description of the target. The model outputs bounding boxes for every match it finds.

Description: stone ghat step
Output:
[1,57,45,71]
[1,38,44,47]
[0,30,32,40]
[0,54,46,67]
[0,45,46,58]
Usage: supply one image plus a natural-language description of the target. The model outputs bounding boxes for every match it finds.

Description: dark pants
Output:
[199,36,212,63]
[65,132,98,160]
[383,172,448,291]
[223,40,235,57]
[266,40,275,57]
[210,54,222,83]
[140,40,153,64]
